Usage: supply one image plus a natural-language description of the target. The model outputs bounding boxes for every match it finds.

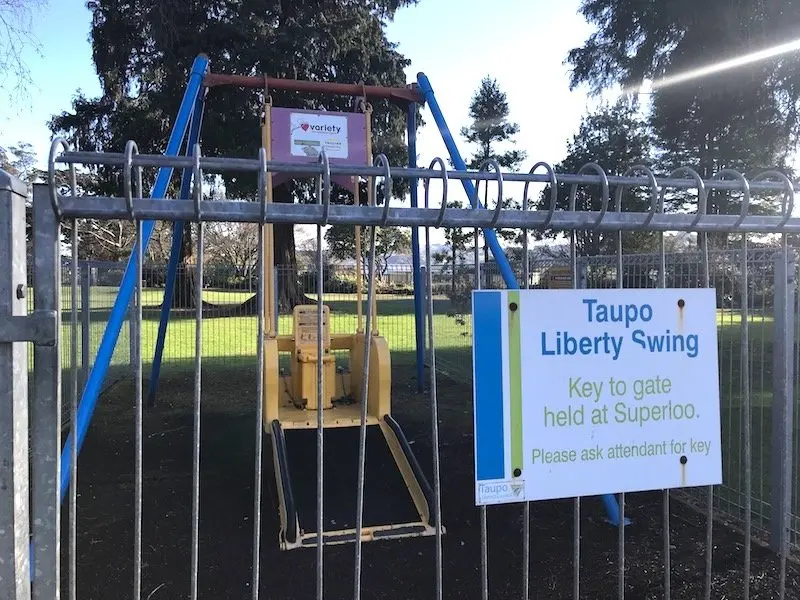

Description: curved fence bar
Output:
[50,148,800,193]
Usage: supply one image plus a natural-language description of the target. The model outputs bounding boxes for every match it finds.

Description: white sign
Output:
[472,288,722,506]
[290,112,349,159]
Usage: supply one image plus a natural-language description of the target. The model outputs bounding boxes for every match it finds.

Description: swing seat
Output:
[291,305,337,411]
[261,306,442,550]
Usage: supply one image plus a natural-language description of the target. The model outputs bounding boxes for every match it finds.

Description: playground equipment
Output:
[258,97,438,547]
[51,53,624,553]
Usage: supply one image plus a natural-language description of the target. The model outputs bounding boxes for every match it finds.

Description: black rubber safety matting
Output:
[282,425,422,534]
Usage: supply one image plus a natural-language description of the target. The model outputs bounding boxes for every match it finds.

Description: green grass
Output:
[49,288,468,370]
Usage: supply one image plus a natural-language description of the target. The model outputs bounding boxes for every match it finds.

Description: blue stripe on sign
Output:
[473,291,506,481]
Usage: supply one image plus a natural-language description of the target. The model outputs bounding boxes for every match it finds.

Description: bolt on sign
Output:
[471,288,722,505]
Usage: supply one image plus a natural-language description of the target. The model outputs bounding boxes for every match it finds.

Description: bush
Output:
[446,285,472,315]
[376,282,414,295]
[328,275,358,294]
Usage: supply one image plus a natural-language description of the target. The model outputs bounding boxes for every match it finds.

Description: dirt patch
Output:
[62,362,799,599]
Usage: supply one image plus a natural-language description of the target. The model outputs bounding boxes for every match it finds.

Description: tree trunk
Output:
[274,186,311,312]
[171,222,196,308]
[239,185,310,315]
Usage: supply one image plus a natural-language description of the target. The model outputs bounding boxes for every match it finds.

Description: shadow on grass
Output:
[60,295,457,323]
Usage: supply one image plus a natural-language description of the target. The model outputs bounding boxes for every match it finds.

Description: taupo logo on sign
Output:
[477,481,525,503]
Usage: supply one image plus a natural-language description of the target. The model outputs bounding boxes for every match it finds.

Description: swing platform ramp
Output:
[264,305,441,550]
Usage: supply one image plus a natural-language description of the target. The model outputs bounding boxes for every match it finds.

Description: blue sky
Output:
[385,0,604,170]
[0,1,101,160]
[0,0,604,173]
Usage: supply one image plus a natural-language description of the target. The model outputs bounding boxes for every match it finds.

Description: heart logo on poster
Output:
[300,123,309,131]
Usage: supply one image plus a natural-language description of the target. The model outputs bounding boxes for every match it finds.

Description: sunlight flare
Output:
[630,37,800,95]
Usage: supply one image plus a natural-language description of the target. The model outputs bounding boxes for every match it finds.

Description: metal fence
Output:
[428,249,800,555]
[4,152,800,600]
[42,259,425,378]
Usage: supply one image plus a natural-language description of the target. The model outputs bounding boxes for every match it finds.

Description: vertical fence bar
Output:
[315,155,328,600]
[189,146,205,600]
[128,143,145,600]
[0,171,32,600]
[423,167,444,600]
[771,248,796,598]
[68,218,79,600]
[428,258,444,600]
[81,264,90,388]
[569,204,580,600]
[252,151,267,599]
[522,292,530,600]
[741,231,752,600]
[353,215,377,600]
[701,192,713,600]
[659,209,670,600]
[615,204,625,600]
[134,214,144,600]
[474,210,488,600]
[31,182,62,599]
[795,248,800,558]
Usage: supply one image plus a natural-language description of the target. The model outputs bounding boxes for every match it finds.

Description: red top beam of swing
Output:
[203,72,423,104]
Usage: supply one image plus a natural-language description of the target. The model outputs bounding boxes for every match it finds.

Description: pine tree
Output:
[459,76,527,276]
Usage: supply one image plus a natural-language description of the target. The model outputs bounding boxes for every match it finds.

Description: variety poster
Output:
[288,111,350,159]
[269,107,368,194]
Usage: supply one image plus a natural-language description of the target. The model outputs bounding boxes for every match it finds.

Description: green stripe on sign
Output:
[508,291,523,477]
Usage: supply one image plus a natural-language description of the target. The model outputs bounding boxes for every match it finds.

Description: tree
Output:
[533,99,656,256]
[433,199,472,294]
[49,0,418,310]
[0,0,47,105]
[566,0,800,246]
[1,141,36,180]
[325,225,411,279]
[1,141,38,259]
[205,222,259,278]
[460,76,527,273]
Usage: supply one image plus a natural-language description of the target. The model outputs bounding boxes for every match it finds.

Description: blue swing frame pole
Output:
[407,98,425,393]
[415,71,624,527]
[148,90,207,407]
[58,54,210,502]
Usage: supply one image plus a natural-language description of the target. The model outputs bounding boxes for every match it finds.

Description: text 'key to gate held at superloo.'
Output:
[471,287,723,506]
